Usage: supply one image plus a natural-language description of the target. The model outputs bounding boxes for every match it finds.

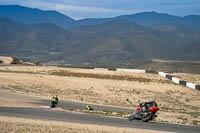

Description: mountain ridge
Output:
[0,5,75,29]
[0,5,200,64]
[1,5,200,30]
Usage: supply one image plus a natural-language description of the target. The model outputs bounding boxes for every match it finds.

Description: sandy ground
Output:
[0,116,165,133]
[171,73,200,84]
[0,66,200,125]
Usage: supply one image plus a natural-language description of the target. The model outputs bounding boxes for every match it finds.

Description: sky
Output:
[0,0,200,19]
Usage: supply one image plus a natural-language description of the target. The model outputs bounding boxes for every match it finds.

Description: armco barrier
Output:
[108,68,117,71]
[94,68,109,71]
[186,82,200,90]
[158,72,168,77]
[172,77,181,84]
[166,74,173,80]
[92,68,200,91]
[197,85,200,90]
[179,80,187,86]
[116,68,146,73]
[145,70,158,74]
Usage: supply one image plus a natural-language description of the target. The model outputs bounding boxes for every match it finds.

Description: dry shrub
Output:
[51,71,156,83]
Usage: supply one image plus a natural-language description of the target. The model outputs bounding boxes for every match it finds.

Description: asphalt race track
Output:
[0,90,200,133]
[0,90,134,112]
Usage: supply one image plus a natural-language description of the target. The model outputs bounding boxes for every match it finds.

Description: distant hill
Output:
[77,12,200,31]
[69,19,182,61]
[116,12,200,30]
[116,12,181,25]
[148,23,200,59]
[148,23,200,46]
[0,17,76,62]
[0,17,26,53]
[174,42,200,60]
[0,5,75,29]
[1,5,200,31]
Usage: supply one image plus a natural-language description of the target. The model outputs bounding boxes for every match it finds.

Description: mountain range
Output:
[0,5,200,64]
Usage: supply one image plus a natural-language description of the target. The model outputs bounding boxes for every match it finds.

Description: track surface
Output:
[0,90,133,112]
[0,90,200,133]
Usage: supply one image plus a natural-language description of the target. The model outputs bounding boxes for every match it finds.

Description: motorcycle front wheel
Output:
[142,112,152,122]
[128,112,136,121]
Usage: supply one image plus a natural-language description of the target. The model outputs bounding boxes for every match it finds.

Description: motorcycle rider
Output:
[128,100,159,122]
[134,100,157,119]
[140,100,157,109]
[52,95,58,102]
[51,95,59,106]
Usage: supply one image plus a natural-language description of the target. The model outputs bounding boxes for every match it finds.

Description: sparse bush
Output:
[50,71,154,83]
[192,120,200,125]
[34,61,40,66]
[0,60,3,64]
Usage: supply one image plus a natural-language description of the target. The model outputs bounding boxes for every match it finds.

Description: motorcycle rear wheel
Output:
[50,101,57,108]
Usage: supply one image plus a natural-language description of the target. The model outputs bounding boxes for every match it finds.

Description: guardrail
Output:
[94,68,109,71]
[158,71,199,91]
[186,82,200,90]
[116,68,146,73]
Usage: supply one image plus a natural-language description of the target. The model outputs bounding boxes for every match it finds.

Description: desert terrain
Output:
[0,116,165,133]
[0,65,200,127]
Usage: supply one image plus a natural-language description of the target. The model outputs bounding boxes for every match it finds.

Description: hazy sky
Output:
[1,0,200,19]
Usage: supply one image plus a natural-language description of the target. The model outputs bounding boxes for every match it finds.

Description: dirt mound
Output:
[0,56,34,65]
[0,56,14,64]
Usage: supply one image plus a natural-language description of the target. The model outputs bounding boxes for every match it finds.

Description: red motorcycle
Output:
[128,101,159,122]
